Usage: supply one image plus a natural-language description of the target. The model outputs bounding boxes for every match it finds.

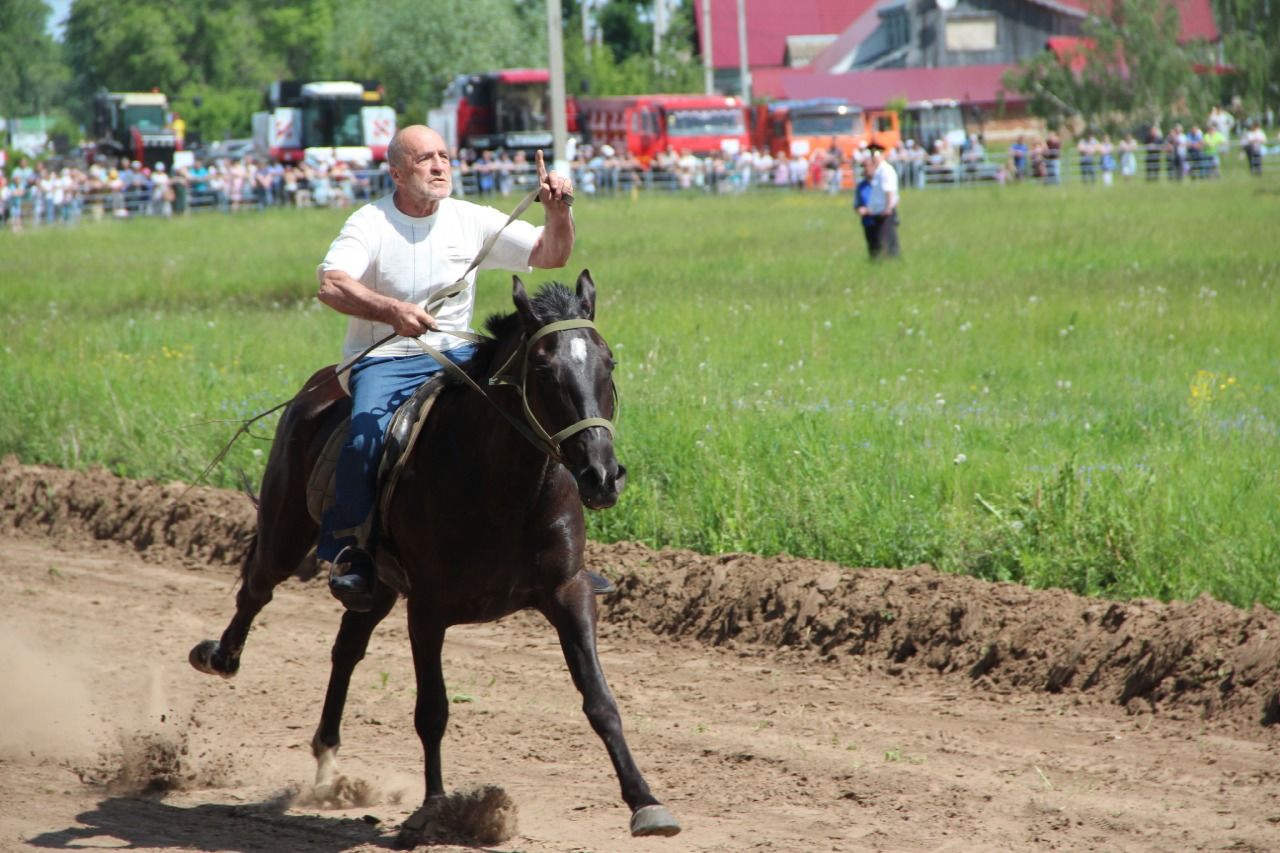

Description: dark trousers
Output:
[867,212,900,259]
[318,345,477,562]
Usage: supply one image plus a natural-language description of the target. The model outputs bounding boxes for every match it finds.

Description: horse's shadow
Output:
[24,794,502,852]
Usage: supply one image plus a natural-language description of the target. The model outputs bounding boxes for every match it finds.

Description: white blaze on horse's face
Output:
[568,337,588,366]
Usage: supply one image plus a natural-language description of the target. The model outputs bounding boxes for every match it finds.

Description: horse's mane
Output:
[452,282,586,381]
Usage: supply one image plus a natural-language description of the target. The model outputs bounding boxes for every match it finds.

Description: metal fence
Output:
[4,143,1276,229]
[1,168,394,227]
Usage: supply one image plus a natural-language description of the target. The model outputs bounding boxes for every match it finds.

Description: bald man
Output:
[316,126,575,609]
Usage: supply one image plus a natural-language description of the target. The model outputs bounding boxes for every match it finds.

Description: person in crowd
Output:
[1145,124,1163,181]
[1187,125,1206,179]
[1044,132,1062,185]
[1119,133,1139,181]
[824,139,843,194]
[1009,136,1028,180]
[1208,106,1234,151]
[0,174,11,229]
[1203,123,1225,178]
[1077,133,1097,184]
[1244,122,1266,175]
[312,125,575,610]
[862,142,899,260]
[1099,134,1115,187]
[150,162,173,217]
[1166,124,1187,181]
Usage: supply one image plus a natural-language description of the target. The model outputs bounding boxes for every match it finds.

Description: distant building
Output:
[694,0,1218,115]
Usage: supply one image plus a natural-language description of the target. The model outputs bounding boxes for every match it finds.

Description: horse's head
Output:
[510,270,626,510]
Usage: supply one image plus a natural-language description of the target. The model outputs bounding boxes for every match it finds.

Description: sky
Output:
[46,0,72,39]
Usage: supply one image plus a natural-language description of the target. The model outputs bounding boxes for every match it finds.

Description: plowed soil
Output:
[1,457,1278,852]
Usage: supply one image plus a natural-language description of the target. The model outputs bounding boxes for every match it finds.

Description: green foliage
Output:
[1213,0,1280,115]
[331,0,544,119]
[596,0,651,62]
[172,85,261,141]
[1005,0,1215,130]
[564,0,703,96]
[0,0,69,116]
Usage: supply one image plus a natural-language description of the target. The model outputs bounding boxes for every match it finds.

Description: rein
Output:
[191,185,609,490]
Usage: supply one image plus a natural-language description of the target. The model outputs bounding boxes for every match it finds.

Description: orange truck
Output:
[579,93,751,166]
[753,98,900,163]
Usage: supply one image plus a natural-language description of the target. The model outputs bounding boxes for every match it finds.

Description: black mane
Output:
[456,282,586,380]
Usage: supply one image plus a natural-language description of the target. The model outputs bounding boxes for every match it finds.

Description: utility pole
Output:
[736,0,751,103]
[654,0,667,57]
[547,0,569,172]
[702,0,714,94]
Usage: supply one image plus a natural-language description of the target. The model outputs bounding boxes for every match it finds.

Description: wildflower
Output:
[953,453,967,465]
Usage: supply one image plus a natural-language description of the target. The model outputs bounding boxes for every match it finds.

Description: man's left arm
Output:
[528,149,575,269]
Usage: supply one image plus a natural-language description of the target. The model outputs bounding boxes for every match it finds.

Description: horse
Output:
[189,270,681,841]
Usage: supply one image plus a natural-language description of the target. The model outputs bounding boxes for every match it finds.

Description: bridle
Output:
[413,317,618,465]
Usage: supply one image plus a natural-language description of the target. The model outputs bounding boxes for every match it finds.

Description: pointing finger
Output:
[536,149,548,181]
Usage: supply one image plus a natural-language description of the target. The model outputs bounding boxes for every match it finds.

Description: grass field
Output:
[2,172,1277,608]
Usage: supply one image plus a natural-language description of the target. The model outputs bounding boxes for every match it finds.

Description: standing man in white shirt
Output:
[315,124,575,610]
[864,142,900,259]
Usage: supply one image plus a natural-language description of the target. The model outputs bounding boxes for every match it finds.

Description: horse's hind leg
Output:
[189,516,315,677]
[543,581,681,838]
[311,582,398,785]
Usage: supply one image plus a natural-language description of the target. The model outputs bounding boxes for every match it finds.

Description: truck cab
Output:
[91,91,180,168]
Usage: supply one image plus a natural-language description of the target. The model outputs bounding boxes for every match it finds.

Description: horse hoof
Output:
[630,804,681,837]
[189,640,237,678]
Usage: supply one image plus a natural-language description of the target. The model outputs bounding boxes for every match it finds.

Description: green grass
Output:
[2,173,1277,608]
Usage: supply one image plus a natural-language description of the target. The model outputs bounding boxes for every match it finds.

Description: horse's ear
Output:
[512,275,537,332]
[576,269,596,321]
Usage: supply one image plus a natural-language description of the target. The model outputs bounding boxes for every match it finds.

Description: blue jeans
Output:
[317,345,477,562]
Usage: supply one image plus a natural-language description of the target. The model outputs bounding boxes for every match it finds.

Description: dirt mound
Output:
[3,459,1278,732]
[0,455,255,567]
[591,543,1280,730]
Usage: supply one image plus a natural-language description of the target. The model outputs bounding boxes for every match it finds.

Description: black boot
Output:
[328,546,377,612]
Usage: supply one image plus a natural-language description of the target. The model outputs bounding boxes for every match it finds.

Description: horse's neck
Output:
[437,379,554,487]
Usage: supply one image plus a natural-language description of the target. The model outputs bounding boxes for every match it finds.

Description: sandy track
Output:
[1,463,1278,851]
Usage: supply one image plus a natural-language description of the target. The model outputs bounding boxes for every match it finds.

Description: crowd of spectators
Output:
[3,110,1276,232]
[0,153,388,231]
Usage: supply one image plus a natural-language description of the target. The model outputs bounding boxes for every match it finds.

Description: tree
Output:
[0,0,70,116]
[330,0,544,121]
[564,0,702,96]
[1212,0,1280,116]
[1005,0,1215,131]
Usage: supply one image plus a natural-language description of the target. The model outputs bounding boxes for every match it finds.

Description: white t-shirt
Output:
[321,195,540,361]
[868,159,898,215]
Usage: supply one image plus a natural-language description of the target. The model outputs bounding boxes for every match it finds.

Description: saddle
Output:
[305,371,449,595]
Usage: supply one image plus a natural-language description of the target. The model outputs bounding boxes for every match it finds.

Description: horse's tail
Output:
[237,467,260,510]
[238,531,259,584]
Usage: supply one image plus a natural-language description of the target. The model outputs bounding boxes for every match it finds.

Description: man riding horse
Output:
[315,125,581,609]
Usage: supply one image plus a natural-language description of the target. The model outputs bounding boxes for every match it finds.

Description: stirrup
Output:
[328,546,377,612]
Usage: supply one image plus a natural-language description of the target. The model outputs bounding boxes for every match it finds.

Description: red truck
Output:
[578,94,751,166]
[753,98,901,163]
[429,68,580,155]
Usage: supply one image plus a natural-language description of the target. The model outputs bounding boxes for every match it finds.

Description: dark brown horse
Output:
[190,270,680,841]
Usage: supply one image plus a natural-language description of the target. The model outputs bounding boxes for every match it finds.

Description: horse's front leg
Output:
[543,578,681,838]
[311,582,399,785]
[397,605,450,847]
